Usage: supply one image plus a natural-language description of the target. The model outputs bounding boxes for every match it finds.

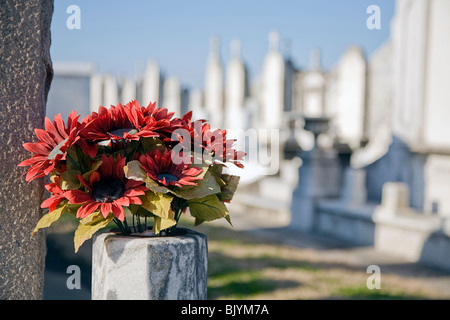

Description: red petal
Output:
[41,196,56,208]
[35,128,56,146]
[18,157,41,167]
[115,154,126,179]
[89,171,100,186]
[64,190,93,204]
[44,117,59,140]
[122,188,145,197]
[23,142,51,155]
[54,113,68,139]
[128,196,142,205]
[100,154,113,178]
[100,203,112,218]
[111,203,125,221]
[114,197,130,207]
[77,201,100,219]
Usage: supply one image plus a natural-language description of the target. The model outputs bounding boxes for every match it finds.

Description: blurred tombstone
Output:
[120,77,137,104]
[90,73,103,113]
[299,49,327,118]
[340,167,367,206]
[188,89,207,119]
[326,46,366,149]
[141,59,162,107]
[225,39,247,131]
[204,37,224,129]
[261,31,285,131]
[162,77,181,117]
[103,74,119,108]
[290,117,343,231]
[0,0,53,299]
[46,62,95,119]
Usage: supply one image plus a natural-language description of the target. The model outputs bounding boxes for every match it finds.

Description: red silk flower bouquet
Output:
[19,100,245,252]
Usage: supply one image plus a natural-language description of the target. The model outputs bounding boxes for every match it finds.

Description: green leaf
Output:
[188,194,230,226]
[140,191,173,219]
[60,160,102,190]
[60,169,81,190]
[81,160,103,179]
[124,160,171,194]
[74,213,113,252]
[141,137,166,153]
[218,174,240,202]
[209,164,225,184]
[144,177,171,194]
[65,203,82,216]
[173,170,220,200]
[124,160,146,181]
[153,214,177,234]
[31,204,67,237]
[67,145,91,172]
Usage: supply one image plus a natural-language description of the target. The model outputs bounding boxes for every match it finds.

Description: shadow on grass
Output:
[208,269,299,299]
[207,250,313,299]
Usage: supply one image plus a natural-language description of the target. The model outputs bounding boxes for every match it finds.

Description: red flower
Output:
[40,176,66,212]
[18,112,81,182]
[81,101,177,143]
[141,101,175,122]
[176,120,245,168]
[138,150,203,188]
[64,154,147,221]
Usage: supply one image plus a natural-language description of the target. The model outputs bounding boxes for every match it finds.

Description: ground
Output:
[43,211,450,300]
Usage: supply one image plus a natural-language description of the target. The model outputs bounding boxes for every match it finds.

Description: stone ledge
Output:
[373,209,443,233]
[317,200,378,221]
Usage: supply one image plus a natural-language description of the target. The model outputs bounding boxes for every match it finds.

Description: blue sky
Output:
[51,0,395,90]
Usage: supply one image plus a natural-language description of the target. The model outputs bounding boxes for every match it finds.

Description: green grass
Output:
[333,285,425,300]
[208,270,278,299]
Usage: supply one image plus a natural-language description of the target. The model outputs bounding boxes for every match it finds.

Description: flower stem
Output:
[113,217,128,235]
[166,198,188,235]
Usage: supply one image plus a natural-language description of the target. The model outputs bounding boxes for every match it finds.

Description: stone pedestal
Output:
[290,148,343,231]
[92,228,208,300]
[290,117,344,231]
[340,167,367,206]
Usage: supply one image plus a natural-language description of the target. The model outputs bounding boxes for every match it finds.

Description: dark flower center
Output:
[157,173,178,184]
[92,178,125,203]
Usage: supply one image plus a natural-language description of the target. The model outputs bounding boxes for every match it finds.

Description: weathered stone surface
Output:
[92,228,208,300]
[0,0,53,300]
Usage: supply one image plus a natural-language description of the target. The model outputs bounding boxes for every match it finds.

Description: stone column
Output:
[142,59,162,107]
[225,39,247,131]
[92,229,208,300]
[120,77,137,104]
[328,46,366,149]
[261,31,285,130]
[0,0,53,300]
[290,118,343,231]
[90,73,103,113]
[162,77,181,117]
[204,37,224,129]
[103,74,119,107]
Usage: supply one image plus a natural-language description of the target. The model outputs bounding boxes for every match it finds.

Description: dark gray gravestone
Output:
[0,0,54,299]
